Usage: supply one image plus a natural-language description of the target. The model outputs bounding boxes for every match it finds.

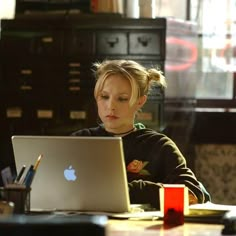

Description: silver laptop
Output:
[11,135,131,213]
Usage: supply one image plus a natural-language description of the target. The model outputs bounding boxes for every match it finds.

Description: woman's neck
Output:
[107,127,137,137]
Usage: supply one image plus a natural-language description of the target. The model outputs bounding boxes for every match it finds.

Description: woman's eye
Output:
[101,95,109,99]
[118,97,129,102]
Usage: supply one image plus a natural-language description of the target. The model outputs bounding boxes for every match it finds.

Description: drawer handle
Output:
[106,37,119,47]
[138,37,151,47]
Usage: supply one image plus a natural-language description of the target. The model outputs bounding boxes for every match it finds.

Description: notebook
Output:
[11,135,131,213]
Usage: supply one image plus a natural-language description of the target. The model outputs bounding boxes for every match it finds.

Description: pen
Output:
[14,165,26,183]
[23,154,43,187]
[23,165,35,188]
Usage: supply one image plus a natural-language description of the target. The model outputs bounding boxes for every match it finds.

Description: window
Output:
[195,0,236,102]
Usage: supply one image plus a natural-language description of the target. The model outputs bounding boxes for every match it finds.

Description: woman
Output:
[72,59,211,209]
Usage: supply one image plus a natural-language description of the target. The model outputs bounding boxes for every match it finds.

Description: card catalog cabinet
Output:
[0,14,166,175]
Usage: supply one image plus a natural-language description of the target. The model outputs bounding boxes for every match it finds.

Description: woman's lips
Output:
[106,115,118,120]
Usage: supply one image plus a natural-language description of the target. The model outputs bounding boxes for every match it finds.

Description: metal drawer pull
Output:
[106,37,119,47]
[138,36,151,47]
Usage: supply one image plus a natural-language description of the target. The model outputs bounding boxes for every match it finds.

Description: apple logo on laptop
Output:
[64,165,77,181]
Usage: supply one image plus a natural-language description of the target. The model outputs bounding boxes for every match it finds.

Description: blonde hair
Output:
[93,60,167,106]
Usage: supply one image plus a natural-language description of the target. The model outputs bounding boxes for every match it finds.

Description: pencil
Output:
[33,154,43,171]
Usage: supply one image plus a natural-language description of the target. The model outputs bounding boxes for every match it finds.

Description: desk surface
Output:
[1,201,234,236]
[0,211,226,235]
[108,220,224,236]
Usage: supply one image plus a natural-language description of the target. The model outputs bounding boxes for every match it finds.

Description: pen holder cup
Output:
[1,186,31,214]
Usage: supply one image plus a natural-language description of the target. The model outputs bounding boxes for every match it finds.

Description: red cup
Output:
[159,184,189,225]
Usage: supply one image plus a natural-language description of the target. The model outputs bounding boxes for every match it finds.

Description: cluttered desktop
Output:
[0,137,236,235]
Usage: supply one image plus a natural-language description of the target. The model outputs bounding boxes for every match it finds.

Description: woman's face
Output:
[96,74,145,134]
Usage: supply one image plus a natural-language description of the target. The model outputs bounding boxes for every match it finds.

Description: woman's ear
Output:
[137,95,147,109]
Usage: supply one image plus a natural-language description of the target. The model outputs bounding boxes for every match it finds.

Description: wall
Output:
[195,144,236,205]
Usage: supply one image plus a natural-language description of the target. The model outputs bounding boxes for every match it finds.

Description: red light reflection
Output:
[165,37,198,71]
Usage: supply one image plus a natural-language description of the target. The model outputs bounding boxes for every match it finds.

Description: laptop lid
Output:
[11,135,131,213]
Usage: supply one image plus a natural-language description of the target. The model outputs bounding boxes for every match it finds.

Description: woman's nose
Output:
[107,99,116,110]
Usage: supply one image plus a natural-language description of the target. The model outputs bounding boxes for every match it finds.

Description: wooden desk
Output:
[0,211,226,235]
[107,219,224,236]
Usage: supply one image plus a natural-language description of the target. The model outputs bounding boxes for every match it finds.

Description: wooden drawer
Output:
[96,32,128,55]
[64,31,94,56]
[0,30,64,57]
[129,32,163,56]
